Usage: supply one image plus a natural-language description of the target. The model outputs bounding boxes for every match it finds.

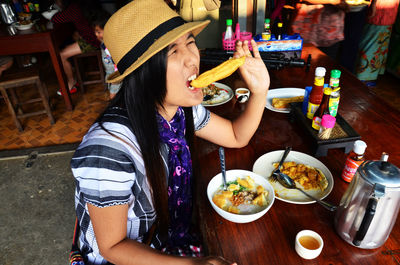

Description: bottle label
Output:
[330,79,339,88]
[314,78,324,87]
[306,102,319,119]
[341,158,364,182]
[312,116,322,130]
[262,33,271,40]
[329,96,340,117]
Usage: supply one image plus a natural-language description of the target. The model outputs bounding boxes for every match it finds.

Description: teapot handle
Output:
[352,197,378,246]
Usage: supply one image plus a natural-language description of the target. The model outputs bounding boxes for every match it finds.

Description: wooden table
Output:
[195,44,400,265]
[0,20,74,110]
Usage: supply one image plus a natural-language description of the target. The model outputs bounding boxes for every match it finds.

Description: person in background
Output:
[51,0,101,95]
[387,9,400,78]
[290,0,348,60]
[339,5,368,73]
[0,56,13,77]
[70,0,269,264]
[355,0,400,87]
[92,10,121,100]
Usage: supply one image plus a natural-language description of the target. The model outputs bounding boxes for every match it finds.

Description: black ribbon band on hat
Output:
[117,16,186,74]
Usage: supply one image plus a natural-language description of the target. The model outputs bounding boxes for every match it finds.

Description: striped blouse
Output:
[71,105,210,265]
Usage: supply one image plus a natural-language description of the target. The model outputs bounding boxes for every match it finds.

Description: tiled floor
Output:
[0,56,399,153]
[0,57,109,152]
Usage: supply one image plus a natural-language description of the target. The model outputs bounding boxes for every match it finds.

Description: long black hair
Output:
[100,46,195,233]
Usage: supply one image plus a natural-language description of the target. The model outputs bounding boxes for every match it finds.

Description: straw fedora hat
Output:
[104,0,210,83]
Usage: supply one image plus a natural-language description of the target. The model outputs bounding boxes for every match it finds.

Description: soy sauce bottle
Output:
[312,87,332,130]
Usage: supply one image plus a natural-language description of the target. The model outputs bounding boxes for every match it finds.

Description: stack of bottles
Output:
[304,67,342,139]
[255,20,303,53]
[222,19,252,51]
[13,0,40,14]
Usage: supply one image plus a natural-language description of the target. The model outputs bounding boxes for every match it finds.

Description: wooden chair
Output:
[0,68,55,132]
[73,50,105,93]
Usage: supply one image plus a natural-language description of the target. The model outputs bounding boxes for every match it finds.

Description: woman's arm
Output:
[88,204,233,265]
[195,39,270,148]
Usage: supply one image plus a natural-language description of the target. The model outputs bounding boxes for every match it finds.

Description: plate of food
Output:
[266,88,305,113]
[201,82,234,107]
[252,150,333,204]
[14,21,34,30]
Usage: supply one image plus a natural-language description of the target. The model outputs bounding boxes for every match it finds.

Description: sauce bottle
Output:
[306,67,326,119]
[262,18,271,40]
[224,19,233,41]
[276,22,283,40]
[328,69,341,117]
[312,87,331,130]
[341,140,367,183]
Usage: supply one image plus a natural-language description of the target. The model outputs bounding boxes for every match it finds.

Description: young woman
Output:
[70,0,270,264]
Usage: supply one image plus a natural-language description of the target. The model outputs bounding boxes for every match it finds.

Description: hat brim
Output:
[107,20,210,84]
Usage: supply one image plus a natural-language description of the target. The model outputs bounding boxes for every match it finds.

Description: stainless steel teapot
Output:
[334,155,400,249]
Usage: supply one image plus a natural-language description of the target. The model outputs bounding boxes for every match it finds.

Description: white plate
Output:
[202,82,233,107]
[266,88,305,113]
[14,22,34,30]
[252,150,334,204]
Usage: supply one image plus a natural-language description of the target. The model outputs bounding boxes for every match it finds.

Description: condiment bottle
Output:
[341,140,367,183]
[312,86,331,130]
[328,69,341,117]
[276,22,283,40]
[318,114,336,140]
[262,18,271,40]
[306,67,326,119]
[224,19,233,41]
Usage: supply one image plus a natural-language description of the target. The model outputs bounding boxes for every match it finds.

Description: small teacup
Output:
[235,88,250,103]
[295,230,323,259]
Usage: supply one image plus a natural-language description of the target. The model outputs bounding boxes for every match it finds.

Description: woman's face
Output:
[163,33,202,116]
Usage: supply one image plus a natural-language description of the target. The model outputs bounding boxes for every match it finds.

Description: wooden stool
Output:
[0,69,55,132]
[73,50,105,93]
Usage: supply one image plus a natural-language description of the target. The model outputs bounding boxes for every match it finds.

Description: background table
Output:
[195,44,400,265]
[0,21,74,110]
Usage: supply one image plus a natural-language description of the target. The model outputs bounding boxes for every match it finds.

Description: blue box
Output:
[254,33,303,53]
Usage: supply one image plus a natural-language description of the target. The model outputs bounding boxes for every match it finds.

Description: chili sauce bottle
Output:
[341,140,367,183]
[328,69,341,117]
[306,67,326,119]
[312,87,332,130]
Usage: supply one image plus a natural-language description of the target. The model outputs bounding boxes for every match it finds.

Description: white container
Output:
[235,88,250,103]
[295,230,324,259]
[207,169,275,223]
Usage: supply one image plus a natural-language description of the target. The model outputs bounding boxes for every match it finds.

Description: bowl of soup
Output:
[207,169,275,223]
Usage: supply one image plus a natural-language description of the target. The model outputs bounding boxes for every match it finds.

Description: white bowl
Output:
[42,9,59,20]
[207,169,275,223]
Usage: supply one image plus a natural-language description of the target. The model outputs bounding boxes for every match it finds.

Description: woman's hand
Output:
[233,39,270,97]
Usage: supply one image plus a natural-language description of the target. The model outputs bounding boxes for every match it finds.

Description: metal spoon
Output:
[277,172,337,211]
[270,146,292,182]
[218,147,228,191]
